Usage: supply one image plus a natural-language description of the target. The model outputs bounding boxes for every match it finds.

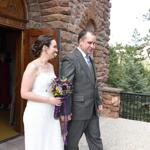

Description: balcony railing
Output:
[120,92,150,122]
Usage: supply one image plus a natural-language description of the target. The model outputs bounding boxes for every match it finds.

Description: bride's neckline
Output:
[33,58,52,71]
[37,71,50,76]
[36,63,52,74]
[34,72,52,82]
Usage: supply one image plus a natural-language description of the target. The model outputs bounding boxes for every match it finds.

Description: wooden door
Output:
[15,28,60,133]
[22,28,60,75]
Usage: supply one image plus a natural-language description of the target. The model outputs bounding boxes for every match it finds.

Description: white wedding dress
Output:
[23,64,64,150]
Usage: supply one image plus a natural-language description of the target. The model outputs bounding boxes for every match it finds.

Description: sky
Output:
[109,0,150,45]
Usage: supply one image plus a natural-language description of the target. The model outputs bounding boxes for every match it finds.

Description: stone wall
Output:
[26,0,42,28]
[25,0,111,87]
[101,87,123,118]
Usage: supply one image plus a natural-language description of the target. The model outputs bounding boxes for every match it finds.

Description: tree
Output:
[119,55,148,92]
[107,45,121,87]
[143,9,150,21]
[107,9,150,93]
[108,44,150,92]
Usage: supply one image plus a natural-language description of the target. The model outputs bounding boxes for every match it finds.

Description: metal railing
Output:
[120,92,150,122]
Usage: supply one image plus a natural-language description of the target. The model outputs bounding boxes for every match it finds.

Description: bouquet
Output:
[50,77,72,119]
[49,77,72,144]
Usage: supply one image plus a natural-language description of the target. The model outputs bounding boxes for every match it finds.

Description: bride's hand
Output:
[48,97,62,106]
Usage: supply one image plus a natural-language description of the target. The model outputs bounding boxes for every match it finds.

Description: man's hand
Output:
[60,114,72,122]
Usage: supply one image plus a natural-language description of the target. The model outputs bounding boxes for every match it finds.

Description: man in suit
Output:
[60,29,103,150]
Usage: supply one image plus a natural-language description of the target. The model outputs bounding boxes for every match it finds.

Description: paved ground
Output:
[1,116,150,150]
[80,117,150,150]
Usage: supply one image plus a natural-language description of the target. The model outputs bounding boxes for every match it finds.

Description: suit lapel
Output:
[74,49,96,84]
[90,57,96,82]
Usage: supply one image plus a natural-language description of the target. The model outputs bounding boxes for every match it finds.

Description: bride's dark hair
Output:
[31,35,54,57]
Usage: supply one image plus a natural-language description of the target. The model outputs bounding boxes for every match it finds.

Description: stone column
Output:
[101,87,123,118]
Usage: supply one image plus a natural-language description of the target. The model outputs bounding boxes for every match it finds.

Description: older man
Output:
[60,29,103,150]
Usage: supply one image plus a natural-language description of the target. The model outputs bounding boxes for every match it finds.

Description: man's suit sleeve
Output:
[60,56,75,82]
[60,56,75,115]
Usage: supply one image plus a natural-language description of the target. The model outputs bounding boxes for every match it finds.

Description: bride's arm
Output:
[20,62,62,106]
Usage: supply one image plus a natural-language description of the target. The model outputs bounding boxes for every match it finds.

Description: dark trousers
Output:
[65,115,103,150]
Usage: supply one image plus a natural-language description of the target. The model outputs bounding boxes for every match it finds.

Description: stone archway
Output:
[0,0,27,29]
[86,19,96,32]
[78,1,109,85]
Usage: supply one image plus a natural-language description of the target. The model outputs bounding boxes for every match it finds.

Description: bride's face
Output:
[46,39,58,59]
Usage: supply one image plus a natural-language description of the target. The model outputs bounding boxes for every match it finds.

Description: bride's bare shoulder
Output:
[24,60,38,75]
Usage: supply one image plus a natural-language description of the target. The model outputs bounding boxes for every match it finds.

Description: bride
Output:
[20,35,64,150]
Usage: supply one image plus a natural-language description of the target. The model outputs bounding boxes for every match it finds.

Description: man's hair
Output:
[78,29,95,43]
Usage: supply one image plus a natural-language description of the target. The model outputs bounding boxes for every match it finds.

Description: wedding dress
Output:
[23,64,64,150]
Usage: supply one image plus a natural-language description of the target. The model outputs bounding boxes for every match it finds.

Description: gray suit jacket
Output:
[60,48,102,120]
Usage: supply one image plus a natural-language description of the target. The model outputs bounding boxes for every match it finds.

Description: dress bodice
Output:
[26,64,56,110]
[32,71,56,97]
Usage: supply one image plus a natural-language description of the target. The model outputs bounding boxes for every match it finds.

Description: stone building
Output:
[0,0,111,139]
[27,0,110,86]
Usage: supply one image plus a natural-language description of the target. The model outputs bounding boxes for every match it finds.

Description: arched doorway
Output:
[0,0,27,142]
[0,0,60,141]
[0,27,22,142]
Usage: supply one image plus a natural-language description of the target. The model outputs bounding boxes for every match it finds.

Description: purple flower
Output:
[48,77,72,119]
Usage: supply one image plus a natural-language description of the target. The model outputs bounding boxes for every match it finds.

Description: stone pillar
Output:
[101,87,123,118]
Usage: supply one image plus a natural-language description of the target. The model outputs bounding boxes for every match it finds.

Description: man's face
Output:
[79,32,96,55]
